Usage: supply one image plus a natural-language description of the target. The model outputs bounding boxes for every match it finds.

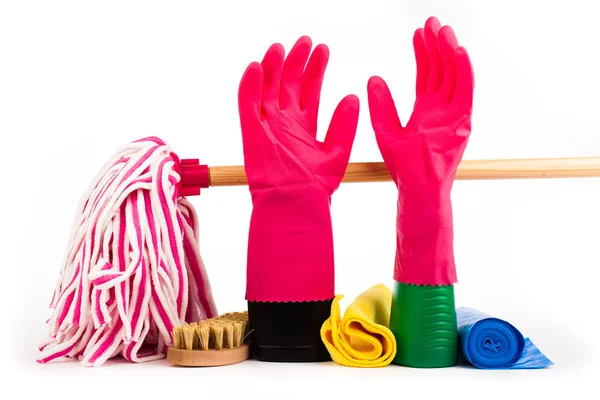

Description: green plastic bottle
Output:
[389,282,458,368]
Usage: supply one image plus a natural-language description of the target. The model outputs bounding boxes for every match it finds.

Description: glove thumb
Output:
[367,76,403,180]
[322,94,360,190]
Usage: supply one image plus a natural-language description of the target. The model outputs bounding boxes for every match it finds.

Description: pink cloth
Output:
[238,36,359,302]
[367,17,475,285]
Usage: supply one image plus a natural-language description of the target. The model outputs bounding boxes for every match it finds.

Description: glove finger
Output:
[260,43,285,111]
[451,46,475,112]
[238,62,265,156]
[367,76,402,135]
[300,43,330,137]
[367,76,402,179]
[413,28,429,99]
[323,94,360,185]
[280,36,312,110]
[424,16,443,92]
[438,25,459,103]
[238,62,264,121]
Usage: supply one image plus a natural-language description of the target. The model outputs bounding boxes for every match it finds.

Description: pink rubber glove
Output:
[367,17,474,285]
[238,36,360,302]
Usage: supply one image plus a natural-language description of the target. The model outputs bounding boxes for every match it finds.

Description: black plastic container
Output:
[248,299,333,362]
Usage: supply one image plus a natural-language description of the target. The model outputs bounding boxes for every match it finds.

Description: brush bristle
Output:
[183,325,194,350]
[233,322,243,347]
[198,324,210,351]
[191,322,200,349]
[211,325,224,350]
[224,324,234,349]
[171,311,249,351]
[173,326,182,350]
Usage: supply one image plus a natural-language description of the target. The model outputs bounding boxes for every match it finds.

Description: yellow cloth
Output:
[320,284,396,367]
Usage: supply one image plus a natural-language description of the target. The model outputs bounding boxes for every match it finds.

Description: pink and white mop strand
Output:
[38,137,218,366]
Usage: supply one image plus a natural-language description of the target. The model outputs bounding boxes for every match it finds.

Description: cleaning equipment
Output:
[35,142,587,368]
[457,307,553,369]
[367,16,474,368]
[167,311,250,367]
[237,36,360,362]
[320,284,396,367]
[37,137,218,366]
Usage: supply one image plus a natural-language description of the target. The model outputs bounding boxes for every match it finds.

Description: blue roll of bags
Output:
[456,307,553,369]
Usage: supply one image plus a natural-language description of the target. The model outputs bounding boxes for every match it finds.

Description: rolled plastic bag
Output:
[457,307,553,369]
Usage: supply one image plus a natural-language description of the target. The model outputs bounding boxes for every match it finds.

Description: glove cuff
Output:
[394,194,457,285]
[246,190,335,302]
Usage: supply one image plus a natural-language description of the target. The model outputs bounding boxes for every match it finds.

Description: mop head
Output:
[37,137,218,366]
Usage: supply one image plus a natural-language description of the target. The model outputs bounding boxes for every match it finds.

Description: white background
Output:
[1,0,599,398]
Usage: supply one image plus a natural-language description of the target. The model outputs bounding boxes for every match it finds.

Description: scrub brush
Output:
[167,311,250,367]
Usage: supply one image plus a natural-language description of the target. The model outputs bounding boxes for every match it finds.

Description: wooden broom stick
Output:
[206,157,600,186]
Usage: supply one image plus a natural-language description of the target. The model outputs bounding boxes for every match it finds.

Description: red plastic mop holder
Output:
[170,152,210,197]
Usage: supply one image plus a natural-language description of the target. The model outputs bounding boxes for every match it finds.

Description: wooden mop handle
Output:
[207,157,600,187]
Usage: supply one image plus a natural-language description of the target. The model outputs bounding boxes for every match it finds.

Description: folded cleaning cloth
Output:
[320,284,396,367]
[457,307,553,369]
